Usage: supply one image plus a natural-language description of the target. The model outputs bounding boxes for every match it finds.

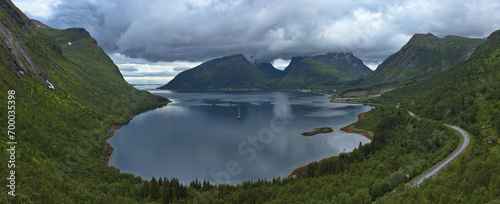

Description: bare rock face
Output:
[0,1,55,89]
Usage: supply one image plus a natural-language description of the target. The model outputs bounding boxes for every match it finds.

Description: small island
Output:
[301,127,334,136]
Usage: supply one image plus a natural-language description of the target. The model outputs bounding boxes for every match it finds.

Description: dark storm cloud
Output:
[44,0,500,64]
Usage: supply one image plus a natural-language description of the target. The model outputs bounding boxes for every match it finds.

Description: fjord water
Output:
[108,90,373,184]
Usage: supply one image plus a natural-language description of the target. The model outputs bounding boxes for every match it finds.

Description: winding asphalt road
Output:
[407,112,470,187]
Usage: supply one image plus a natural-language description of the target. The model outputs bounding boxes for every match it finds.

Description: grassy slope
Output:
[0,1,167,203]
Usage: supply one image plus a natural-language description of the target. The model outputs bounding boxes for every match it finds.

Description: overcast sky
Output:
[12,0,500,84]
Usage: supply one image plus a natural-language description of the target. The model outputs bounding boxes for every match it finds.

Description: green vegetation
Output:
[372,29,500,203]
[301,127,333,136]
[159,54,278,90]
[275,57,344,88]
[366,34,481,85]
[274,52,372,89]
[0,1,167,202]
[155,29,500,202]
[341,33,483,95]
[1,0,500,202]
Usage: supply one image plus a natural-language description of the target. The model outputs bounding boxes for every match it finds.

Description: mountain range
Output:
[159,52,372,90]
[160,33,484,91]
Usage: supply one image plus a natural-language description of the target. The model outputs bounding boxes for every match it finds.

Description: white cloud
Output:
[123,77,174,85]
[272,59,291,70]
[109,53,201,84]
[12,0,61,19]
[365,62,383,71]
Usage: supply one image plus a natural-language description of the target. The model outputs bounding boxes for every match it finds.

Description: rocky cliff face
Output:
[0,1,56,89]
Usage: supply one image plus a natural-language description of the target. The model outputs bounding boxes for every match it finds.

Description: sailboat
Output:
[237,104,241,120]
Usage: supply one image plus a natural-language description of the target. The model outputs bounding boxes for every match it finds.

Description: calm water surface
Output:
[108,90,373,184]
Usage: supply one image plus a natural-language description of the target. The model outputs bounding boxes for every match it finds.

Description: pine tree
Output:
[162,178,171,203]
[140,181,150,199]
[151,177,160,200]
[203,180,211,191]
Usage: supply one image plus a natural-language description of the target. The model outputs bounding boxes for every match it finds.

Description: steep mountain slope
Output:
[255,62,285,79]
[374,29,500,203]
[283,56,308,75]
[274,52,372,88]
[0,1,167,202]
[159,54,278,89]
[359,33,482,86]
[379,30,500,131]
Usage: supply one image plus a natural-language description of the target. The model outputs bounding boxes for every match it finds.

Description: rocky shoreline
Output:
[289,112,372,176]
[301,127,334,136]
[340,112,373,141]
[103,102,170,166]
[103,116,133,166]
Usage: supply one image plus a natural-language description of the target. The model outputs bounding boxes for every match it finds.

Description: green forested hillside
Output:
[374,29,500,203]
[0,1,167,202]
[378,30,500,137]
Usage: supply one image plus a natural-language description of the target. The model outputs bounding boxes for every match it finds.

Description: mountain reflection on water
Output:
[108,90,373,184]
